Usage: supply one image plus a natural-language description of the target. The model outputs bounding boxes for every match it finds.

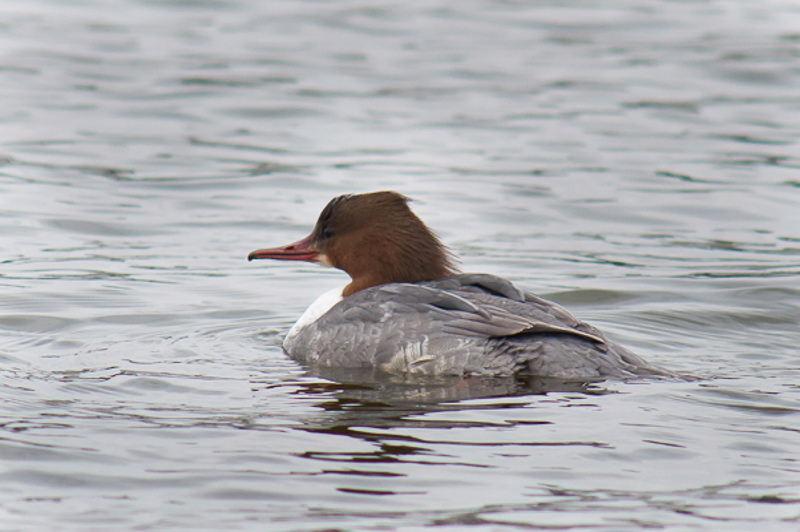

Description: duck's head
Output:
[248,191,457,297]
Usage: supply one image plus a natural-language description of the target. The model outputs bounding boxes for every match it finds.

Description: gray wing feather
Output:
[284,273,671,379]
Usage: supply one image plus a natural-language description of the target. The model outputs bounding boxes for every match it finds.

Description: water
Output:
[1,0,799,529]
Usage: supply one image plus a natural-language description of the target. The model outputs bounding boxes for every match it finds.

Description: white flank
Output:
[285,285,345,342]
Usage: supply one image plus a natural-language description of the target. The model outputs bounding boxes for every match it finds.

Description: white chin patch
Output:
[315,253,333,267]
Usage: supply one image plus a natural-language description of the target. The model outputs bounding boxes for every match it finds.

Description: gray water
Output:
[1,0,800,530]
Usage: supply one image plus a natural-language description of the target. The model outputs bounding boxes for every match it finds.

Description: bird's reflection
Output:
[270,367,613,474]
[284,366,609,427]
[308,365,606,404]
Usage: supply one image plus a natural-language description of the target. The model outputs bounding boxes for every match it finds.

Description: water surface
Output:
[1,0,800,530]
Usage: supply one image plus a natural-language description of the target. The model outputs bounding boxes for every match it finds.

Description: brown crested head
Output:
[308,191,457,296]
[247,191,458,297]
[248,191,458,296]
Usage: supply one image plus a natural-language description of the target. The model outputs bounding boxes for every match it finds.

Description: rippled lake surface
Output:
[1,0,800,530]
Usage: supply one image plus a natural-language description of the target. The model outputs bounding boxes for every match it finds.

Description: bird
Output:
[248,191,671,380]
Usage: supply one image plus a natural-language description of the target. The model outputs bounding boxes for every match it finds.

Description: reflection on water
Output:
[294,367,611,411]
[1,0,800,529]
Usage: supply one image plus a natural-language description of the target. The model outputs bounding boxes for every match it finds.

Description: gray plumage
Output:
[284,273,671,380]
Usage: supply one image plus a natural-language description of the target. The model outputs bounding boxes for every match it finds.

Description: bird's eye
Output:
[322,226,334,239]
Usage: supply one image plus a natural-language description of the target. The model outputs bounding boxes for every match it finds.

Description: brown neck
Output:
[314,191,459,296]
[342,275,385,298]
[340,235,457,297]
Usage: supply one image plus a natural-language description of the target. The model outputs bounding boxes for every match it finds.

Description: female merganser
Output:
[248,191,670,379]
